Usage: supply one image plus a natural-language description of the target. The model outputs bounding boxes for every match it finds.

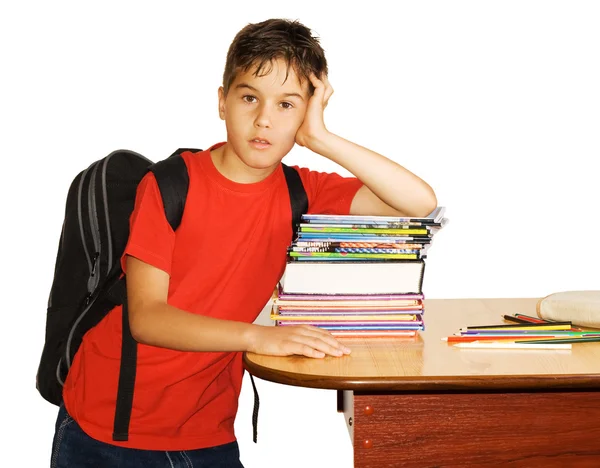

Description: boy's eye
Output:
[242,95,257,103]
[281,102,293,109]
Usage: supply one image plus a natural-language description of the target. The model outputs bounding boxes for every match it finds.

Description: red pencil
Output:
[513,313,548,324]
[512,313,586,331]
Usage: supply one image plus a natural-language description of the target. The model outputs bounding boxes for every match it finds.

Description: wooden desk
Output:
[244,298,600,467]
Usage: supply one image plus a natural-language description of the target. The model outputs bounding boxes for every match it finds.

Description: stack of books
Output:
[272,207,447,338]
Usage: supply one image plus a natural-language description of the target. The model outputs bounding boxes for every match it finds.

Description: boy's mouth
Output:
[249,137,272,149]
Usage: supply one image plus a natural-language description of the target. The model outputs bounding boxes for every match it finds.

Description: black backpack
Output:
[37,147,308,442]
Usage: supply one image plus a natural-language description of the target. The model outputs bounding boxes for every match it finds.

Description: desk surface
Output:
[243,298,600,391]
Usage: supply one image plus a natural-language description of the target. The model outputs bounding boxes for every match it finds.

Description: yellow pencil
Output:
[460,324,571,332]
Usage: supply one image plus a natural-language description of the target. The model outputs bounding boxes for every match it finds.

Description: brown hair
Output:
[222,18,328,96]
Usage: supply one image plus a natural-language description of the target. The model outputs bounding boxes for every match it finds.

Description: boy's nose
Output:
[254,105,272,128]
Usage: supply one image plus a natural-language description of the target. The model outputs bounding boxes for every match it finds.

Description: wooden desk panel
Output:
[350,391,600,467]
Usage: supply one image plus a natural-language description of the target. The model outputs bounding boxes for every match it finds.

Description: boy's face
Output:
[218,58,310,171]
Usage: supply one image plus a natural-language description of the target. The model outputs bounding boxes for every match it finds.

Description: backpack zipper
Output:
[59,163,96,381]
[87,162,101,292]
[101,154,114,273]
[63,160,102,371]
[77,163,95,277]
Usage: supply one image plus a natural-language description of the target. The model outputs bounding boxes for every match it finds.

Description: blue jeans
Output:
[51,404,245,468]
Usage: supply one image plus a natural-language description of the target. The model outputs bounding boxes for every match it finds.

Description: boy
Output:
[50,18,437,467]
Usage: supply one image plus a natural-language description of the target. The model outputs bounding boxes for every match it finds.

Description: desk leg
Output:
[341,390,354,445]
[350,391,600,468]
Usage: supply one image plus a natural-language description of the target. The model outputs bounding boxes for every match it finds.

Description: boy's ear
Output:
[218,86,226,121]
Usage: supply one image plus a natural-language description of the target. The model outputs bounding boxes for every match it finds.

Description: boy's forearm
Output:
[309,132,437,217]
[130,302,259,353]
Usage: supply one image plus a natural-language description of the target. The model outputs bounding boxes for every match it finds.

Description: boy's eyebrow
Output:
[235,83,304,101]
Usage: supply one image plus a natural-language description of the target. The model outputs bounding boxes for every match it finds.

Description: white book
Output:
[280,260,425,295]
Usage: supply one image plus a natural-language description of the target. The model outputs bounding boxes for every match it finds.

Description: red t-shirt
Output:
[62,142,363,450]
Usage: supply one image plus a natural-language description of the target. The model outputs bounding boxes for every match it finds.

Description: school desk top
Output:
[244,298,600,467]
[244,298,600,390]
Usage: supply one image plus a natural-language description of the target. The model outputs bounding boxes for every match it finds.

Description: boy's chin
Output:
[241,145,289,167]
[242,155,283,171]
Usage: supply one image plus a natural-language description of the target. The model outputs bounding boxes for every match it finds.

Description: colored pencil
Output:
[458,330,598,336]
[516,337,600,345]
[443,335,560,343]
[513,313,549,323]
[443,333,600,343]
[515,314,551,323]
[453,342,571,350]
[502,315,537,324]
[461,323,571,332]
[510,313,589,330]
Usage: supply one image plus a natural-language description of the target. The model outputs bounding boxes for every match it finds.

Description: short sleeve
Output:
[293,166,363,215]
[120,172,176,276]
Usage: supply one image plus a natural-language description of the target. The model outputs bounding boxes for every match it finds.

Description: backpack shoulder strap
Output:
[112,147,200,442]
[281,163,308,241]
[149,148,201,231]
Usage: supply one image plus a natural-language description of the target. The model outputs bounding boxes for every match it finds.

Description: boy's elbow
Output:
[127,302,161,345]
[426,190,438,215]
[129,319,146,344]
[128,311,147,344]
[414,186,438,218]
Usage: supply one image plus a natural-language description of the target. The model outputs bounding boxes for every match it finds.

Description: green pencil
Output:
[516,337,600,344]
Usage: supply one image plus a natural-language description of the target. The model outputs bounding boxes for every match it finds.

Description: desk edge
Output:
[243,353,600,391]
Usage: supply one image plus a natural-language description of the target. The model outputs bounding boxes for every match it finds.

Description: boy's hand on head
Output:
[295,73,333,150]
[246,323,351,359]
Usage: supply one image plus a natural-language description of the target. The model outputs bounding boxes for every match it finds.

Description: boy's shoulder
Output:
[178,144,218,178]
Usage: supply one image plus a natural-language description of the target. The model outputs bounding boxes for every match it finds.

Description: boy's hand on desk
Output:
[246,324,351,358]
[295,73,333,150]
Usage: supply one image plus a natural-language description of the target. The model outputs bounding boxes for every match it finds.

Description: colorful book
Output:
[330,330,418,338]
[277,323,424,330]
[289,251,420,260]
[274,299,423,307]
[275,291,424,301]
[299,227,430,235]
[273,315,421,321]
[301,207,446,224]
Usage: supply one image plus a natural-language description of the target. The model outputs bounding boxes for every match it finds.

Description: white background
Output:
[2,1,599,466]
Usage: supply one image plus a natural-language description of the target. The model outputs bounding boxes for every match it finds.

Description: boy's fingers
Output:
[323,76,333,97]
[323,87,333,108]
[300,326,350,352]
[299,344,325,358]
[286,340,324,358]
[298,325,341,343]
[309,73,325,96]
[307,72,332,110]
[309,72,323,86]
[292,335,349,357]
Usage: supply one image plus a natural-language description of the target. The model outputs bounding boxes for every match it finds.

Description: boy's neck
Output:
[210,143,279,184]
